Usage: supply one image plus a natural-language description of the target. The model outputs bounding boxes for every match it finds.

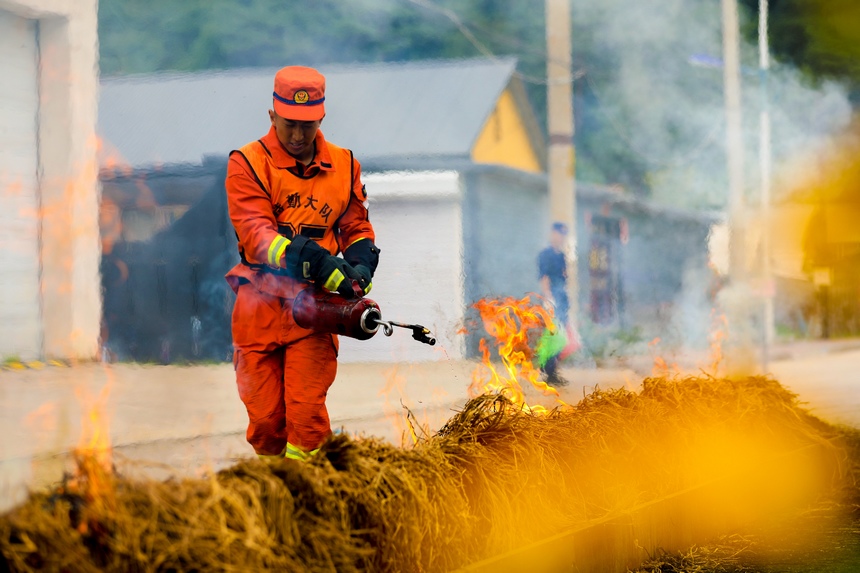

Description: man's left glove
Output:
[343,238,380,295]
[285,235,364,298]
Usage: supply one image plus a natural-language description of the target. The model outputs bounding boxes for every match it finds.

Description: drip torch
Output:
[292,281,436,346]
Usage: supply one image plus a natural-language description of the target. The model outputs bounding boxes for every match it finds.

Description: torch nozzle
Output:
[372,318,436,346]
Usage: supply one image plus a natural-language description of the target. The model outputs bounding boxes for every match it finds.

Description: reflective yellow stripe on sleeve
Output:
[346,237,369,249]
[267,235,290,267]
[323,268,345,292]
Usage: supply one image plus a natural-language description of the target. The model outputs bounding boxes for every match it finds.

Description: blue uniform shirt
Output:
[538,246,569,326]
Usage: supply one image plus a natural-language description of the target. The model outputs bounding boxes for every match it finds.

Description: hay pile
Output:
[634,424,860,573]
[0,376,848,572]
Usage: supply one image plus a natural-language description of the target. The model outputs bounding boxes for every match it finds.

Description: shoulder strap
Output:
[332,149,358,233]
[230,141,271,198]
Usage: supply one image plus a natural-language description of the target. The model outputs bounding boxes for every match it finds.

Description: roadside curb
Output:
[0,359,70,372]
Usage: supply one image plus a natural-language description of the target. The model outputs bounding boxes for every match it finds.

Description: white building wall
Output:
[338,171,466,363]
[0,0,100,361]
[0,11,41,358]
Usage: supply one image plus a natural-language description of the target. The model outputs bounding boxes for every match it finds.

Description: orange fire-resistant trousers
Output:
[232,282,338,456]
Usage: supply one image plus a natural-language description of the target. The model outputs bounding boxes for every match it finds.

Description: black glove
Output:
[343,238,380,295]
[285,236,363,298]
[352,265,373,294]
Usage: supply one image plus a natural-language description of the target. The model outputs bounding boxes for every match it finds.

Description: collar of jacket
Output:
[261,126,336,172]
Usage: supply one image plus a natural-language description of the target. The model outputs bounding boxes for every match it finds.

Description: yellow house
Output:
[471,76,544,174]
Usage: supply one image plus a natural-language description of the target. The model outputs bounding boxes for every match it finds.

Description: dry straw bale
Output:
[0,376,848,572]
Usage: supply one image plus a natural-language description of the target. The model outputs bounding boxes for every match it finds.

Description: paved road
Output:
[768,346,860,428]
[1,341,857,513]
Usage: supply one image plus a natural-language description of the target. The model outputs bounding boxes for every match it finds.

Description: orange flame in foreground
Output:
[647,307,728,378]
[708,311,728,376]
[648,337,681,378]
[470,296,569,414]
[69,372,116,520]
[380,367,422,447]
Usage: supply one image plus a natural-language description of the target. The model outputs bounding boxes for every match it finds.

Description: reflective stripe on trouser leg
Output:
[284,442,320,461]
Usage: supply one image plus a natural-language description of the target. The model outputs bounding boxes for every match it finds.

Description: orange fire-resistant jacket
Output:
[225,126,375,298]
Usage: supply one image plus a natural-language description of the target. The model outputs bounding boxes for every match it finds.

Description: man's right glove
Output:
[285,235,363,298]
[343,238,380,295]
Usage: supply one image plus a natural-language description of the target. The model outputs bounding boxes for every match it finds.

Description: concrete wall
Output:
[0,0,100,361]
[575,189,714,350]
[463,166,548,303]
[0,10,41,358]
[339,171,466,363]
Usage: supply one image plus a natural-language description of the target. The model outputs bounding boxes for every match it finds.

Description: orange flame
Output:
[70,371,115,514]
[379,367,421,447]
[96,137,134,179]
[470,296,569,414]
[96,136,160,256]
[708,311,729,376]
[648,337,681,378]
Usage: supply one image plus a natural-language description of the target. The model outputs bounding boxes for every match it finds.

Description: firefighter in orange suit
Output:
[225,66,379,462]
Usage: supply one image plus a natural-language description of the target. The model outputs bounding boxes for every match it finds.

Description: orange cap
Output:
[273,66,326,121]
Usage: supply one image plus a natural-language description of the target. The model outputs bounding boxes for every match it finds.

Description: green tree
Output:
[739,0,860,100]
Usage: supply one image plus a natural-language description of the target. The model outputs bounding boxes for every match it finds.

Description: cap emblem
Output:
[294,90,309,104]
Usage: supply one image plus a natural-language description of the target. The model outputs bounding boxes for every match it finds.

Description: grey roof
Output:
[98,58,521,169]
[576,182,721,225]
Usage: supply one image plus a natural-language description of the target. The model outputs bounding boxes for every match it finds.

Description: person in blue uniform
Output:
[537,222,578,386]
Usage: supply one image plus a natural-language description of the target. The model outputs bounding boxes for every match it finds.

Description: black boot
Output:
[543,355,568,387]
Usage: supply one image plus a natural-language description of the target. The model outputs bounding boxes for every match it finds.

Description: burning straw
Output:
[0,374,850,572]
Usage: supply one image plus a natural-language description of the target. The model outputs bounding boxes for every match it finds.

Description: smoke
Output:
[568,0,854,356]
[572,0,853,208]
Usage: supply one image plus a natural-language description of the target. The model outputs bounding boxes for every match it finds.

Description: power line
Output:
[406,0,496,57]
[405,0,584,86]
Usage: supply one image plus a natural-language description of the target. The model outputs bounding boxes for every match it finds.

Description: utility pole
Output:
[545,0,578,321]
[721,0,756,373]
[758,0,774,369]
[722,0,745,279]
